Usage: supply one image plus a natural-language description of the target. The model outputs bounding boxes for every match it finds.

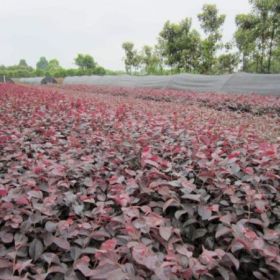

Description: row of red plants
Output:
[0,84,279,279]
[60,84,280,116]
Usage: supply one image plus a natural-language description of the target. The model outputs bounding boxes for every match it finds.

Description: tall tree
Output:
[47,59,62,74]
[74,54,96,70]
[267,1,280,73]
[198,4,226,74]
[257,0,280,73]
[141,45,161,74]
[122,42,141,74]
[158,18,201,72]
[250,0,272,72]
[235,14,258,72]
[216,43,239,74]
[18,59,29,68]
[235,0,280,73]
[36,57,49,71]
[48,59,60,69]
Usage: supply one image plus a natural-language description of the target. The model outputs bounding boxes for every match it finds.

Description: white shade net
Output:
[19,73,280,95]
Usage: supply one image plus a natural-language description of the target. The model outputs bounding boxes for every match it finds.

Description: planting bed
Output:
[0,84,280,280]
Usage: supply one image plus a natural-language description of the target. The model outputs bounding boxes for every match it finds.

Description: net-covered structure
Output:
[0,75,14,84]
[63,73,280,95]
[18,73,280,95]
[18,77,57,85]
[18,77,43,85]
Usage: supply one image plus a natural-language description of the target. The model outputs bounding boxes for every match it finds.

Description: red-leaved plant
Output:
[0,84,279,279]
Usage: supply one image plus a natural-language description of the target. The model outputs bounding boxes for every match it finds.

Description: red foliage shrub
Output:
[0,84,279,279]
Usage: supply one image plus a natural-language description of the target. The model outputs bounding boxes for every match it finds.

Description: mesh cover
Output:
[20,73,280,95]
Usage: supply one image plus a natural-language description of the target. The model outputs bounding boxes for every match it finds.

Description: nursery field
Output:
[0,83,280,280]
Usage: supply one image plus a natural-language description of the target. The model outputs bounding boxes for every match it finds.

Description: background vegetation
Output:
[122,0,280,75]
[0,54,108,79]
[1,0,279,78]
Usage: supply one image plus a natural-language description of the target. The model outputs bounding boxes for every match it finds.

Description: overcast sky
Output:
[1,0,251,70]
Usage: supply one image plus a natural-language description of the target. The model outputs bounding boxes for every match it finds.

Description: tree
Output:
[198,4,226,35]
[74,54,96,70]
[36,57,49,71]
[272,45,280,72]
[198,4,226,74]
[141,45,161,74]
[250,0,280,73]
[45,59,63,77]
[0,55,107,78]
[122,42,141,74]
[18,59,29,68]
[179,29,202,73]
[158,20,184,70]
[158,18,201,73]
[235,14,258,72]
[266,1,280,73]
[216,44,239,74]
[235,0,280,73]
[47,59,62,72]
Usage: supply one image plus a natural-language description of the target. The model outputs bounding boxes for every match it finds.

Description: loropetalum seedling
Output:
[0,84,279,279]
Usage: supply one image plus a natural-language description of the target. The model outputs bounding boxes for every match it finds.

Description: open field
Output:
[0,84,280,279]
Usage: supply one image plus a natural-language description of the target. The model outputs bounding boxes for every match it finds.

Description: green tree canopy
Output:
[216,43,239,74]
[18,59,29,68]
[47,59,62,72]
[198,4,226,74]
[36,57,49,71]
[158,18,201,72]
[74,54,96,70]
[140,45,161,74]
[235,14,258,72]
[235,0,280,73]
[122,42,141,74]
[198,4,226,36]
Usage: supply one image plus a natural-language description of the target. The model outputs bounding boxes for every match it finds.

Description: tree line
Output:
[0,54,108,78]
[122,0,280,75]
[1,1,279,78]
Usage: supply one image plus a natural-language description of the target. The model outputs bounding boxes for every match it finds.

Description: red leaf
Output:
[75,257,125,279]
[176,245,193,257]
[0,232,13,244]
[179,177,196,192]
[182,193,201,202]
[215,226,232,239]
[264,229,279,241]
[225,252,240,270]
[0,188,8,196]
[75,257,94,277]
[198,205,212,220]
[53,237,70,251]
[132,243,161,271]
[100,239,117,251]
[244,229,257,240]
[14,259,34,274]
[159,226,172,241]
[228,151,240,159]
[144,213,164,227]
[29,239,44,261]
[15,196,29,206]
[244,167,254,175]
[40,253,60,265]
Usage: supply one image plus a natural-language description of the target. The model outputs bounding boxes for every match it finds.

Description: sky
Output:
[0,0,251,71]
